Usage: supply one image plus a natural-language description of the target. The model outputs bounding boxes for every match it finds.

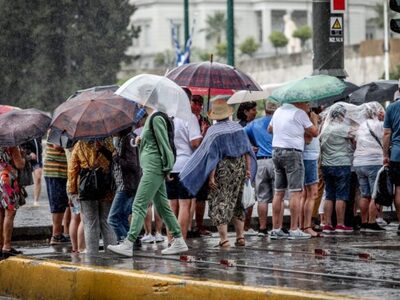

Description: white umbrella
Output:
[227,83,285,104]
[115,74,192,122]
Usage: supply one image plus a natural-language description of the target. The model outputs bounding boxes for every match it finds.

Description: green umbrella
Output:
[269,75,347,104]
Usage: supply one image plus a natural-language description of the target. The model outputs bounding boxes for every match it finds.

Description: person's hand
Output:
[165,174,174,182]
[67,193,78,206]
[309,111,319,125]
[209,175,217,191]
[135,136,141,146]
[201,122,210,136]
[252,146,259,153]
[30,153,37,160]
[383,156,390,167]
[246,169,251,179]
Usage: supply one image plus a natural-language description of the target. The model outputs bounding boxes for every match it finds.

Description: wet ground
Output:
[12,223,400,300]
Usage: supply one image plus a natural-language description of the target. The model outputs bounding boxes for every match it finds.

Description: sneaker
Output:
[141,234,155,243]
[360,223,368,232]
[107,239,134,257]
[335,225,353,233]
[376,217,388,227]
[288,229,311,240]
[322,225,335,234]
[50,234,70,245]
[257,228,269,237]
[161,237,188,255]
[154,232,165,243]
[365,223,386,232]
[269,228,289,240]
[244,228,258,236]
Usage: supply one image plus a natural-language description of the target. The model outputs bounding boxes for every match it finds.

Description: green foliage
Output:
[201,12,226,44]
[269,31,288,55]
[239,37,260,57]
[0,0,139,111]
[384,64,400,80]
[215,42,227,59]
[371,3,396,29]
[154,53,166,68]
[293,26,312,48]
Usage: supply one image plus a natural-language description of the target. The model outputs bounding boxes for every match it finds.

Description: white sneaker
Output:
[244,228,258,236]
[288,229,311,240]
[154,232,165,243]
[161,237,188,255]
[269,228,289,240]
[107,239,133,257]
[141,234,155,243]
[376,217,388,226]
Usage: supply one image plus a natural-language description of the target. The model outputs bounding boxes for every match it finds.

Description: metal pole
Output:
[384,0,390,80]
[227,0,235,66]
[184,0,189,44]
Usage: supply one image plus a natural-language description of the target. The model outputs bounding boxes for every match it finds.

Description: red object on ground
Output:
[358,253,373,260]
[180,255,195,262]
[315,249,331,257]
[220,259,236,267]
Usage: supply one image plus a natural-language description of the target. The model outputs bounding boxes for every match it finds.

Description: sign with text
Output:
[331,0,346,13]
[330,16,343,43]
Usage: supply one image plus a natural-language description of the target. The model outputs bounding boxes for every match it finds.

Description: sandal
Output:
[303,227,323,238]
[234,237,245,247]
[2,248,23,257]
[218,240,230,248]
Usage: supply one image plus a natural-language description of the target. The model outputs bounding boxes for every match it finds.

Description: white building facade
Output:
[127,0,381,69]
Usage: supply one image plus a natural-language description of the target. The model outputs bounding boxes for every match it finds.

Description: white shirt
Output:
[353,119,384,167]
[270,104,313,151]
[172,114,202,173]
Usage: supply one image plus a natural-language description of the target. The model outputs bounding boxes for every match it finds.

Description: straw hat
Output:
[208,98,233,120]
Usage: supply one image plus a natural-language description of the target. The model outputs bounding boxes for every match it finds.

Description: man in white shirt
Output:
[268,102,318,240]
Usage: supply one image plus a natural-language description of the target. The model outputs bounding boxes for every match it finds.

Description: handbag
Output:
[18,160,34,187]
[241,179,255,209]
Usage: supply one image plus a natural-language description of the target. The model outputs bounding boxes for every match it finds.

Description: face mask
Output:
[112,137,120,148]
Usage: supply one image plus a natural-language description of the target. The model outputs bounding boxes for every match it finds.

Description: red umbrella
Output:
[0,105,19,115]
[187,86,235,96]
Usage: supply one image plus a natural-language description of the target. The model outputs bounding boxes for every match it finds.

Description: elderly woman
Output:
[67,139,117,254]
[0,146,25,258]
[353,102,385,232]
[180,99,256,248]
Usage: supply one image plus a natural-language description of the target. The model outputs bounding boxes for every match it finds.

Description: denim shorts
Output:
[354,165,382,198]
[45,177,68,213]
[166,173,193,199]
[322,166,351,201]
[272,148,304,192]
[255,158,274,203]
[304,159,318,186]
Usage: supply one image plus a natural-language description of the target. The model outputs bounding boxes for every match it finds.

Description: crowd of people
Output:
[1,84,400,259]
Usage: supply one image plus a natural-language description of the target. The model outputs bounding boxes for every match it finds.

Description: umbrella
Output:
[115,74,192,122]
[269,75,347,104]
[187,86,235,96]
[51,90,136,140]
[312,81,359,107]
[166,61,261,92]
[349,80,398,105]
[227,83,284,104]
[0,105,19,115]
[0,108,51,147]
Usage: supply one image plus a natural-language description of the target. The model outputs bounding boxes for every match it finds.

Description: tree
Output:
[269,31,288,55]
[215,42,227,59]
[239,37,260,57]
[293,26,312,50]
[201,12,226,44]
[371,3,396,29]
[0,0,140,111]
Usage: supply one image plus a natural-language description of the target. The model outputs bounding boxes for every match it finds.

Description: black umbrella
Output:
[0,109,51,147]
[349,80,398,105]
[311,81,359,108]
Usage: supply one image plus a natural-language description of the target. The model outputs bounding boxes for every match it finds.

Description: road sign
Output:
[330,16,343,38]
[331,0,346,13]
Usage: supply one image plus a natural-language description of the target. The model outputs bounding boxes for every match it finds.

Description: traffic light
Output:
[390,0,400,33]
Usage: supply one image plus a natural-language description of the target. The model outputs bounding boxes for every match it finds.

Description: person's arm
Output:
[302,111,318,138]
[153,115,175,174]
[188,115,203,149]
[190,138,202,149]
[383,128,392,166]
[208,168,217,190]
[67,144,81,195]
[9,147,25,170]
[245,153,251,179]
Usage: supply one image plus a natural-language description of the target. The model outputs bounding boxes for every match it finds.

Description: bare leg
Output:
[195,201,206,230]
[233,217,244,240]
[154,208,163,234]
[63,207,71,235]
[177,199,191,240]
[359,197,370,224]
[188,199,196,231]
[336,200,347,225]
[2,209,16,250]
[52,213,65,237]
[217,224,229,247]
[303,184,318,236]
[33,168,42,205]
[78,216,85,252]
[394,186,400,222]
[289,191,302,231]
[324,200,334,226]
[368,200,378,223]
[143,205,152,235]
[244,206,253,231]
[272,191,285,229]
[69,213,79,252]
[257,202,268,230]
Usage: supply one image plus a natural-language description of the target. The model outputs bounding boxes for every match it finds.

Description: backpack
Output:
[149,112,177,161]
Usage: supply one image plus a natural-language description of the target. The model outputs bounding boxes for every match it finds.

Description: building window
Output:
[144,24,151,47]
[256,11,263,43]
[292,10,308,27]
[271,10,286,32]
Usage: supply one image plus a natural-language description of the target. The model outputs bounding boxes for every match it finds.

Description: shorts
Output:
[390,161,400,187]
[304,159,319,186]
[31,162,43,170]
[255,158,274,203]
[166,173,193,199]
[272,148,304,192]
[195,181,209,201]
[322,166,351,201]
[354,165,382,198]
[45,177,68,213]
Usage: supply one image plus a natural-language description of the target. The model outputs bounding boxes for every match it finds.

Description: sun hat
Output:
[264,100,279,113]
[207,98,233,120]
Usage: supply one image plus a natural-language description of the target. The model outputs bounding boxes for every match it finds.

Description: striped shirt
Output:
[43,143,68,178]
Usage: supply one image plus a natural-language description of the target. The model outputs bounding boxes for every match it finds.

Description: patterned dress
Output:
[208,156,246,226]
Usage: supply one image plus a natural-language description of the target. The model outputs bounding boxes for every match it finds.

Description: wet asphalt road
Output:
[13,223,400,300]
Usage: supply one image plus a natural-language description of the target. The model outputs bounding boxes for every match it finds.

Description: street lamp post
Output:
[184,0,189,44]
[227,0,235,66]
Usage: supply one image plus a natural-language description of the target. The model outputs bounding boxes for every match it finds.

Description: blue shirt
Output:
[383,100,400,162]
[244,116,273,157]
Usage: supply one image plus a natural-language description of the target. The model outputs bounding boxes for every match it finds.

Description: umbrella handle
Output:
[207,54,214,111]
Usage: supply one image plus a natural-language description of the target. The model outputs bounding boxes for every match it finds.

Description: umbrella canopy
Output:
[0,105,19,115]
[312,81,360,107]
[0,108,51,147]
[227,83,285,104]
[166,61,262,92]
[116,74,192,122]
[349,80,398,105]
[269,75,347,104]
[51,90,136,140]
[187,86,235,96]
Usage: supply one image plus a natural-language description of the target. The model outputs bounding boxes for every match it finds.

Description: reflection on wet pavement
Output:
[13,223,400,299]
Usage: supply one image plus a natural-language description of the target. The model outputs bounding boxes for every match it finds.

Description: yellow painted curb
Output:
[0,257,358,300]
